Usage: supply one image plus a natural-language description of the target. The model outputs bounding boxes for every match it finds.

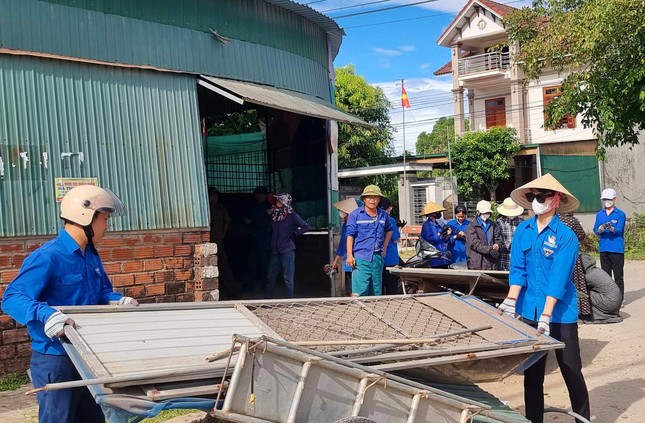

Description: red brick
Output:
[163,234,182,244]
[143,234,163,243]
[100,238,122,248]
[175,293,195,302]
[137,297,155,304]
[123,261,144,273]
[165,281,186,295]
[146,284,166,296]
[12,254,28,268]
[155,295,176,303]
[125,285,145,298]
[5,358,30,373]
[185,281,195,292]
[0,315,16,330]
[154,271,174,283]
[174,245,192,257]
[103,262,122,274]
[0,243,24,253]
[183,233,202,244]
[25,241,44,253]
[144,259,164,271]
[122,235,143,246]
[0,256,12,268]
[2,328,29,344]
[175,270,193,281]
[154,245,174,258]
[16,342,31,358]
[1,269,20,284]
[112,248,134,260]
[201,232,210,242]
[164,258,184,269]
[112,274,134,287]
[133,246,154,259]
[0,345,16,360]
[135,272,154,285]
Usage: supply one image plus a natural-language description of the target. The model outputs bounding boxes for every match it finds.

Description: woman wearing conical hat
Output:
[497,173,590,423]
[420,201,451,268]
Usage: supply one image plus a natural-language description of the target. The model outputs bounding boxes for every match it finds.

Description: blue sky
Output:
[307,0,529,154]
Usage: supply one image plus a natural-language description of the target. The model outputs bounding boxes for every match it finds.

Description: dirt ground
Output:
[2,261,644,423]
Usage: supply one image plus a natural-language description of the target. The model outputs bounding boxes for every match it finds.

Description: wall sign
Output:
[55,177,99,202]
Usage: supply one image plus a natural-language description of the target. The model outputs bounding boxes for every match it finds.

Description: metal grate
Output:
[246,297,486,353]
[413,186,427,225]
[206,149,269,193]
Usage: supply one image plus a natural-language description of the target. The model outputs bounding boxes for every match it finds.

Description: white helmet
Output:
[60,185,125,226]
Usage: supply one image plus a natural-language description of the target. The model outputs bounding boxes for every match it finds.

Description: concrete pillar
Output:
[397,173,417,226]
[509,42,526,143]
[451,42,466,135]
[193,243,219,301]
[467,89,475,131]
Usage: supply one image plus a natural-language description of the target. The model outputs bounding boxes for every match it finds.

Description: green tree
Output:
[505,0,645,154]
[334,64,397,197]
[416,117,469,155]
[451,127,521,201]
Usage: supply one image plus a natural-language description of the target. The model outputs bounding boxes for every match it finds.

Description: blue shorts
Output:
[352,254,384,296]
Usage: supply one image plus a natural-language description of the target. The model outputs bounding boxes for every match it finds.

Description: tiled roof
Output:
[437,0,517,44]
[433,51,475,76]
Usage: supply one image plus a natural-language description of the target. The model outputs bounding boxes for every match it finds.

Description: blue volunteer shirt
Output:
[509,215,579,323]
[346,206,393,262]
[420,218,450,267]
[335,222,352,272]
[1,229,123,355]
[446,218,471,263]
[384,215,401,266]
[593,207,626,253]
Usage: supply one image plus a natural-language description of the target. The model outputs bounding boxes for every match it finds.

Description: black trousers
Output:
[523,321,590,423]
[382,267,402,295]
[600,252,625,300]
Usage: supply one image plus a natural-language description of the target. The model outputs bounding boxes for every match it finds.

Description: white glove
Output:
[44,311,73,339]
[537,314,551,336]
[118,296,138,305]
[497,298,517,317]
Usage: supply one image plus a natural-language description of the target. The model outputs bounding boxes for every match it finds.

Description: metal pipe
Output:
[286,361,313,423]
[221,341,248,413]
[407,393,421,423]
[352,377,369,416]
[459,408,471,423]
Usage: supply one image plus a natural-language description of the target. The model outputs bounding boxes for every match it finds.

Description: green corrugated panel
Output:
[0,54,209,237]
[540,155,601,213]
[0,0,331,100]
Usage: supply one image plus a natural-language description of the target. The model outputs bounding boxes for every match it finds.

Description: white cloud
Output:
[372,47,403,56]
[311,0,533,16]
[398,45,416,52]
[419,63,431,70]
[373,77,455,155]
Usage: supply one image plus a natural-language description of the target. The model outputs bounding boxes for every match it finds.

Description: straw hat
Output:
[497,197,524,217]
[333,198,359,215]
[420,201,445,216]
[360,184,383,198]
[510,173,579,213]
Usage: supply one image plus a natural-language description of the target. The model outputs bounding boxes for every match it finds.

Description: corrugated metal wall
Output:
[0,54,209,237]
[540,155,601,213]
[0,0,331,101]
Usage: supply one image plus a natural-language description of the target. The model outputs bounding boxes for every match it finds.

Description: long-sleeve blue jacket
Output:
[593,207,626,253]
[446,218,470,263]
[509,215,579,323]
[269,213,310,255]
[1,229,122,355]
[421,218,450,267]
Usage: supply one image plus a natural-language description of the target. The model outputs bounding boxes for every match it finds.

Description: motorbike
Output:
[404,237,452,268]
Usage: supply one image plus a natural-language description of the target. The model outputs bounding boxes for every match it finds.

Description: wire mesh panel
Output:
[413,186,427,225]
[206,148,268,193]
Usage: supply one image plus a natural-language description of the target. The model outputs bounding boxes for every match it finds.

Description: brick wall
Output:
[0,228,210,375]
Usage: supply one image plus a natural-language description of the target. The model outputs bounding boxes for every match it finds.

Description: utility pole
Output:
[402,78,406,187]
[446,126,456,217]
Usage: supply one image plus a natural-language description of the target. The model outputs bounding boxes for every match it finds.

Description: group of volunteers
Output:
[0,172,628,423]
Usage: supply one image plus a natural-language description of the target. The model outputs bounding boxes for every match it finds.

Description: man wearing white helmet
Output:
[2,185,137,423]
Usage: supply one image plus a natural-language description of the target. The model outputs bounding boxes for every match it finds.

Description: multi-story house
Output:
[433,0,604,221]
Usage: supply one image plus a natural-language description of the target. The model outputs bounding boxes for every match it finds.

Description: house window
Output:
[543,86,576,129]
[485,97,506,128]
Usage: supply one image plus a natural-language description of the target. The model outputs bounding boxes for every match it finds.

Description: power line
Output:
[333,0,439,19]
[322,0,394,13]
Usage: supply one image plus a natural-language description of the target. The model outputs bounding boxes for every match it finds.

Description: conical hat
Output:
[511,173,580,213]
[333,198,359,215]
[420,201,445,216]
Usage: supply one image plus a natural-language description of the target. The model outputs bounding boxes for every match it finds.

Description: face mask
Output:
[479,213,490,222]
[604,200,614,208]
[532,198,551,215]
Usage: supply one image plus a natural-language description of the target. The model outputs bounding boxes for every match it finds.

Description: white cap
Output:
[476,200,492,214]
[601,188,617,200]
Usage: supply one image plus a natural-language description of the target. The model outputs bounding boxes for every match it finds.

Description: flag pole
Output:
[402,79,406,187]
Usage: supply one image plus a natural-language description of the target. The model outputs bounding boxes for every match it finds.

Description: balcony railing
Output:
[458,51,510,76]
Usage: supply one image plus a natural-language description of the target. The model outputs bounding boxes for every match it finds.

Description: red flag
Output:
[401,86,411,108]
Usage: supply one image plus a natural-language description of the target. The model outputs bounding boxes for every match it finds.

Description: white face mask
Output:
[603,200,614,209]
[479,213,491,222]
[532,198,551,215]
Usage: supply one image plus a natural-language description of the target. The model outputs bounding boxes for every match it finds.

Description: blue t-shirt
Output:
[2,229,123,355]
[593,207,626,253]
[510,215,579,323]
[384,215,401,266]
[346,206,393,262]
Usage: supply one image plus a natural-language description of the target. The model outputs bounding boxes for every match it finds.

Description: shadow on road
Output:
[624,287,645,306]
[588,378,645,422]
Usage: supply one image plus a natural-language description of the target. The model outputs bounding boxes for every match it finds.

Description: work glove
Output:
[497,298,516,317]
[118,296,139,305]
[537,314,551,337]
[44,311,75,339]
